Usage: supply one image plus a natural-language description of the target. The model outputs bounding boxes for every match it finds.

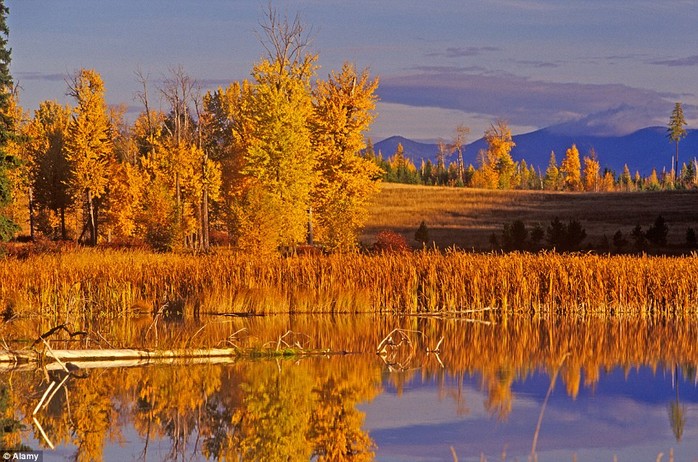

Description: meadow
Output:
[363,183,698,250]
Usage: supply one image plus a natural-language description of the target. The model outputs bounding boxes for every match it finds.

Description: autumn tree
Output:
[543,151,559,190]
[582,149,600,192]
[65,69,114,246]
[212,8,318,251]
[560,144,581,191]
[620,164,632,192]
[484,119,515,189]
[311,62,381,251]
[667,102,687,179]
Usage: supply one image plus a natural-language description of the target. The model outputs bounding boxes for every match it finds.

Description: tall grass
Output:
[1,248,698,319]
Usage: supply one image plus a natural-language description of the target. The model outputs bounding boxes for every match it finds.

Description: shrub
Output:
[374,230,410,252]
[612,230,628,251]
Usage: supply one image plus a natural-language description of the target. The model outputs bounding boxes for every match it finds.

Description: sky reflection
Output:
[360,367,698,462]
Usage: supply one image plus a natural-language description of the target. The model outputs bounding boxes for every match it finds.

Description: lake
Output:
[2,314,698,461]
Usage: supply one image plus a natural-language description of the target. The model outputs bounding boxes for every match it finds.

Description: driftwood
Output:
[0,347,239,365]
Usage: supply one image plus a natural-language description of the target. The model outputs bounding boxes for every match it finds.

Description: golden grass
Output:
[2,249,698,323]
[364,183,698,249]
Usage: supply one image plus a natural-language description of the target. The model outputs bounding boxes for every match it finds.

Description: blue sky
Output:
[7,0,698,142]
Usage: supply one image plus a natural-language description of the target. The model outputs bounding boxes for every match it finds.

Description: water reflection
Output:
[2,314,698,461]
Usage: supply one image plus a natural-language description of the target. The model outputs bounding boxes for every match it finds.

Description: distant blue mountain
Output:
[374,127,698,175]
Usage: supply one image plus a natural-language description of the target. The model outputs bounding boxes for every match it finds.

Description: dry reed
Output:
[1,249,698,320]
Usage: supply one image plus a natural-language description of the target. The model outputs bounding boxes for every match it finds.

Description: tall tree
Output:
[311,62,381,251]
[28,101,72,239]
[543,151,559,191]
[560,144,581,191]
[218,6,317,250]
[582,149,600,192]
[483,120,515,189]
[450,124,470,185]
[65,69,114,246]
[0,0,17,241]
[667,102,687,179]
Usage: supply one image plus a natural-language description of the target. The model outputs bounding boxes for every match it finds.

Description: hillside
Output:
[374,127,698,176]
[362,183,698,251]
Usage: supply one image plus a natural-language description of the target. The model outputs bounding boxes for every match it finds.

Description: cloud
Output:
[377,68,676,135]
[15,71,66,82]
[650,55,698,67]
[427,46,500,58]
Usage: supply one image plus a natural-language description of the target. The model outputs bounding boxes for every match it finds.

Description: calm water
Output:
[3,314,698,461]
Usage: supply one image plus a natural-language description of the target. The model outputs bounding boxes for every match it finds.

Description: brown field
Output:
[363,183,698,250]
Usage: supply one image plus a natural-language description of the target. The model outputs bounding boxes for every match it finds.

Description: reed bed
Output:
[1,249,698,319]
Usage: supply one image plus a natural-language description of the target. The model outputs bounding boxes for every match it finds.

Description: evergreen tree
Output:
[0,0,17,241]
[646,215,669,247]
[667,102,687,179]
[28,101,73,239]
[543,151,559,190]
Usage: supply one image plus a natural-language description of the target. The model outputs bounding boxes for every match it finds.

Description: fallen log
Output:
[0,347,239,364]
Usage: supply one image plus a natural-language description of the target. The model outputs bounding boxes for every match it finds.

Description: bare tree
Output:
[257,3,314,78]
[451,124,470,184]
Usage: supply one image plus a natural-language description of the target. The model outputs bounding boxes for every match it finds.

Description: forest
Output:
[369,106,694,193]
[0,9,384,253]
[0,5,694,255]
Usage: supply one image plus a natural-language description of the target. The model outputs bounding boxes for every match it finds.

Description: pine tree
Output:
[620,164,632,192]
[28,101,73,239]
[543,151,559,190]
[0,0,17,241]
[667,102,687,179]
[65,69,114,246]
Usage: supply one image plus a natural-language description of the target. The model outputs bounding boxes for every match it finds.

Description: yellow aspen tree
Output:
[560,144,582,191]
[582,150,600,192]
[65,68,114,246]
[483,120,515,189]
[311,62,382,251]
[223,8,317,250]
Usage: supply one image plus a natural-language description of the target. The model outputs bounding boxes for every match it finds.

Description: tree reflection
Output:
[668,364,686,442]
[2,313,698,458]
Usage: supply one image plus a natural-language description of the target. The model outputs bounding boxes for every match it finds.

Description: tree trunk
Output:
[87,189,97,246]
[28,187,35,241]
[60,207,66,240]
[202,188,209,250]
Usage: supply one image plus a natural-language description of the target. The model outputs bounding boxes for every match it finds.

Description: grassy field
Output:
[363,183,698,250]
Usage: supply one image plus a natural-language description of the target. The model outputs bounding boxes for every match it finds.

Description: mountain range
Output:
[374,126,698,176]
